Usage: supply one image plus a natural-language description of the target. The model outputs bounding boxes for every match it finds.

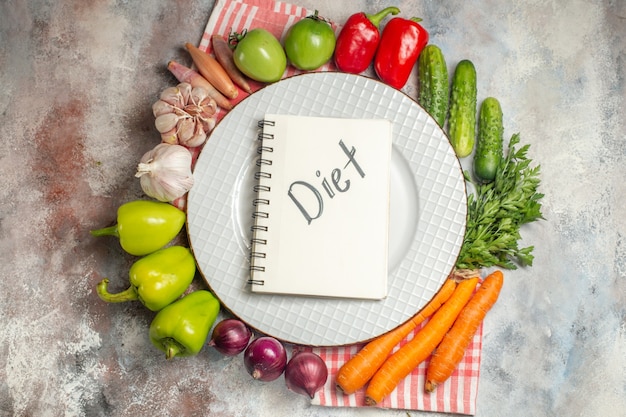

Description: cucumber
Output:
[417,44,449,127]
[474,97,504,183]
[448,59,477,158]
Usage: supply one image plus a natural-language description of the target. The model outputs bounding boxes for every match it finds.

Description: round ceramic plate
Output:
[187,72,466,346]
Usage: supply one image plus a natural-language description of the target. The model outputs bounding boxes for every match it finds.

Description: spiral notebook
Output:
[249,114,393,299]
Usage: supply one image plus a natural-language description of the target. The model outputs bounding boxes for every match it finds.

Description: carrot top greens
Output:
[456,133,544,270]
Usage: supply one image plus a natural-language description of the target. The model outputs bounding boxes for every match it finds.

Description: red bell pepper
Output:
[374,17,429,89]
[334,7,401,74]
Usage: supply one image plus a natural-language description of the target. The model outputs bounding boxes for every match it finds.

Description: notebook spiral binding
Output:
[248,119,275,285]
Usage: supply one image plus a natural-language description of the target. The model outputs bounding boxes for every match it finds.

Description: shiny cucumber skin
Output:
[448,59,477,158]
[418,44,449,127]
[474,97,504,183]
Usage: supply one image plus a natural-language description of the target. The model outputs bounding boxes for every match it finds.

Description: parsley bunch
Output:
[456,134,544,270]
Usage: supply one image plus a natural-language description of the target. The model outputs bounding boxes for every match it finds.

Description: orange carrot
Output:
[167,60,232,110]
[425,270,504,393]
[185,42,238,99]
[211,34,252,94]
[364,276,479,406]
[336,278,457,395]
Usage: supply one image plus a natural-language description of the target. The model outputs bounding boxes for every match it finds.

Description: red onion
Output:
[243,336,287,382]
[208,319,252,356]
[284,351,328,399]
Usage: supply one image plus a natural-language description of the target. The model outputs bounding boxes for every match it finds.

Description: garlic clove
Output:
[155,113,179,134]
[177,117,196,144]
[160,127,179,145]
[183,103,201,117]
[152,99,174,117]
[199,98,218,118]
[190,86,209,105]
[178,82,192,105]
[186,121,207,148]
[206,117,216,133]
[159,86,184,107]
[199,117,216,135]
[198,107,216,120]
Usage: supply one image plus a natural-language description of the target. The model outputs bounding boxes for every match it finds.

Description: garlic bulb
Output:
[152,82,217,148]
[135,143,194,202]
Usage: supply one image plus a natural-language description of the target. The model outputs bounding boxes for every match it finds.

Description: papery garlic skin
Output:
[136,143,194,202]
[152,82,218,148]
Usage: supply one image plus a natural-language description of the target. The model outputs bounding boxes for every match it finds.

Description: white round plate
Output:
[187,72,466,346]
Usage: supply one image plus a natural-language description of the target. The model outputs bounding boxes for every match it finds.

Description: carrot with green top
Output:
[364,276,479,406]
[425,270,504,393]
[336,278,457,395]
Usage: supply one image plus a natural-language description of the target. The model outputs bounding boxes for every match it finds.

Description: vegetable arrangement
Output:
[90,199,222,361]
[92,197,326,393]
[89,3,544,408]
[330,9,543,404]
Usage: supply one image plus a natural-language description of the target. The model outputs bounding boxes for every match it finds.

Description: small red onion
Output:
[208,319,252,356]
[284,351,328,399]
[243,336,287,382]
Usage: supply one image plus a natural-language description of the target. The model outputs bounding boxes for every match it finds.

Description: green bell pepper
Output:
[149,290,220,359]
[90,200,186,256]
[96,246,196,311]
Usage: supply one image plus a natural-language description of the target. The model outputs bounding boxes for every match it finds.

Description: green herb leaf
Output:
[456,133,544,270]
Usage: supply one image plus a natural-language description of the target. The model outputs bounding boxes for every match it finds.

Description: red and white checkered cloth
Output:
[195,0,483,413]
[308,320,482,414]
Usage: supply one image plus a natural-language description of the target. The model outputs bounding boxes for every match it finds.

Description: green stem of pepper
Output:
[96,279,139,303]
[160,337,185,360]
[366,6,401,28]
[90,225,119,238]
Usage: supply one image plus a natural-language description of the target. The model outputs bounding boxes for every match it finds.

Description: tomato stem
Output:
[307,9,330,24]
[228,29,247,48]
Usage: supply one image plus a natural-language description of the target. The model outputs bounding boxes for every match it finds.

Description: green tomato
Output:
[232,29,287,83]
[284,11,336,71]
